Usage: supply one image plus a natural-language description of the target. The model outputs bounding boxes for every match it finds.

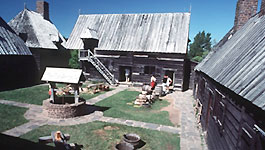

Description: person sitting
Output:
[53,131,71,150]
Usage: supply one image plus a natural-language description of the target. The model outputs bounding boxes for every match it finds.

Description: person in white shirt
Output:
[125,68,130,82]
[166,76,172,94]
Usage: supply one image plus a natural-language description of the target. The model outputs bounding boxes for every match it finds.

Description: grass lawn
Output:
[0,84,112,105]
[0,85,49,105]
[20,121,180,150]
[80,90,110,100]
[0,104,28,132]
[95,90,174,126]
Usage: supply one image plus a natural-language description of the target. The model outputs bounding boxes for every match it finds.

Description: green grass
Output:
[20,121,180,150]
[95,90,174,126]
[0,85,49,105]
[81,90,111,100]
[0,84,112,105]
[0,104,28,132]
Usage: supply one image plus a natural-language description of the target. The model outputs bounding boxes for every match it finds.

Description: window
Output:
[213,89,226,131]
[144,66,155,74]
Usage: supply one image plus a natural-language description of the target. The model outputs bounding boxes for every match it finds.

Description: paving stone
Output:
[131,121,145,128]
[171,90,205,150]
[143,123,160,130]
[125,120,134,125]
[159,126,180,134]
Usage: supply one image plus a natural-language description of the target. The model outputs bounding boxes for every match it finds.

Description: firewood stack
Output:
[134,85,156,106]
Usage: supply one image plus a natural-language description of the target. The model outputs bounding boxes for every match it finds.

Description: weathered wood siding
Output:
[189,61,198,89]
[194,71,265,150]
[0,56,39,91]
[30,48,71,79]
[82,50,187,88]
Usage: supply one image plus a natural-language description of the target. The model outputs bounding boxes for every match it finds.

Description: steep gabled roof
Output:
[66,13,190,54]
[196,14,265,110]
[0,17,31,55]
[8,9,66,50]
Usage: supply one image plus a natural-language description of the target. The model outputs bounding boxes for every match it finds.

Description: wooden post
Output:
[50,82,56,103]
[74,84,79,104]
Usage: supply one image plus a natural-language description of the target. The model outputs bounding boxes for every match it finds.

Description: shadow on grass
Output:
[0,133,54,150]
[81,104,110,115]
[135,139,146,149]
[77,98,110,117]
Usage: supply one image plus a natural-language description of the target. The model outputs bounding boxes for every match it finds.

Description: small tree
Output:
[189,31,212,62]
[69,50,80,69]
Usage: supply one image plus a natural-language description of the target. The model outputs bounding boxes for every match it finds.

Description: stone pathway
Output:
[172,90,204,150]
[2,120,47,137]
[86,85,128,104]
[98,116,180,134]
[0,86,205,149]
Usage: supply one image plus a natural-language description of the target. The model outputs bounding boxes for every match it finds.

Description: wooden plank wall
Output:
[30,48,71,79]
[82,51,186,87]
[189,61,198,89]
[0,56,39,91]
[194,72,265,150]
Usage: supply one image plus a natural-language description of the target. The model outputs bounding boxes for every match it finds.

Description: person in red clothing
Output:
[150,75,156,90]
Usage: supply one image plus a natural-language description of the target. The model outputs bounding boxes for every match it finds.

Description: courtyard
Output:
[0,84,204,150]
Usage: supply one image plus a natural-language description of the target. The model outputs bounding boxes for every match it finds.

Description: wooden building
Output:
[8,1,70,79]
[0,17,38,91]
[194,0,265,149]
[66,13,191,90]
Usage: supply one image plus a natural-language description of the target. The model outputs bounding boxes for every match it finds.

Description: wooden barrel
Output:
[154,85,162,96]
[142,85,152,93]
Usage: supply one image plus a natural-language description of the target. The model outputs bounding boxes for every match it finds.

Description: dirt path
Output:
[160,94,181,127]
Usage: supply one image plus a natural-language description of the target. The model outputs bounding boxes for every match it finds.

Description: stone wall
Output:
[43,99,86,119]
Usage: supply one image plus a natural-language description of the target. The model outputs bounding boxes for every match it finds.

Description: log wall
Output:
[194,71,265,150]
[82,51,187,89]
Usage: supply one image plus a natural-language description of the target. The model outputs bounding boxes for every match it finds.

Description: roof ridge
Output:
[79,12,190,16]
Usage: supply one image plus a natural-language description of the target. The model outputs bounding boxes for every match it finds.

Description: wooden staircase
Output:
[79,50,117,85]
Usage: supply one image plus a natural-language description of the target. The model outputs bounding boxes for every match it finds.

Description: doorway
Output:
[119,66,132,82]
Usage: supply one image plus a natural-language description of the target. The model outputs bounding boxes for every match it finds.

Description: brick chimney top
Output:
[260,0,265,16]
[36,1,49,20]
[234,0,258,31]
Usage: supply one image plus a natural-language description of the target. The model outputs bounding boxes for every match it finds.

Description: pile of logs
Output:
[134,85,157,106]
[80,83,110,94]
[56,85,73,96]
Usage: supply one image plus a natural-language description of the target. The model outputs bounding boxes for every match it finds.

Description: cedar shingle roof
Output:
[8,9,66,50]
[196,14,265,110]
[66,13,190,54]
[0,17,31,55]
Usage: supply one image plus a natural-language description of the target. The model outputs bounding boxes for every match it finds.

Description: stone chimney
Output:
[36,1,49,20]
[234,0,258,31]
[260,0,265,16]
